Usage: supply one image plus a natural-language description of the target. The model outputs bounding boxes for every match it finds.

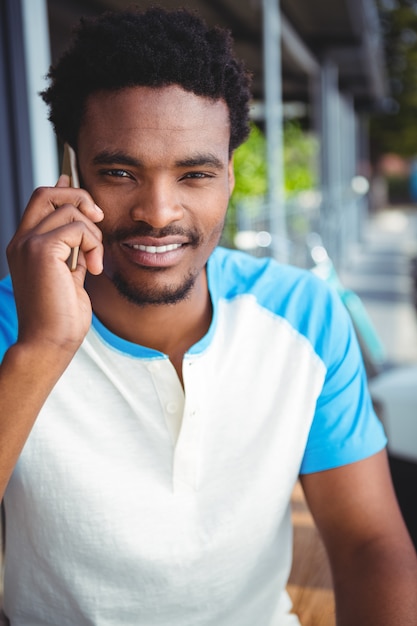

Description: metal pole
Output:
[319,58,340,263]
[21,0,58,187]
[262,0,288,262]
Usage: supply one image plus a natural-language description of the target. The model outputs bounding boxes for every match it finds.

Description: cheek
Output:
[95,196,130,232]
[202,207,227,242]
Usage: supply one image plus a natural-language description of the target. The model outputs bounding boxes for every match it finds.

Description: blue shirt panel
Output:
[205,247,387,473]
[0,275,17,361]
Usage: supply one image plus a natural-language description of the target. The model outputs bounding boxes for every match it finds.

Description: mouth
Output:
[128,243,183,254]
[120,238,189,269]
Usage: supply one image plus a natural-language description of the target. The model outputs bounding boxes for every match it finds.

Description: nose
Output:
[129,178,184,228]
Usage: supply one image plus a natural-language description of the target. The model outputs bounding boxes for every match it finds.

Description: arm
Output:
[301,449,417,626]
[0,176,104,499]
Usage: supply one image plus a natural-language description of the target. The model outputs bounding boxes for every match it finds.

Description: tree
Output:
[223,122,318,247]
[370,0,417,160]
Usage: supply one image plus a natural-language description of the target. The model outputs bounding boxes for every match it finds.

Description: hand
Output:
[6,175,104,357]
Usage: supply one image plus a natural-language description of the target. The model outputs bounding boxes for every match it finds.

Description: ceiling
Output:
[46,0,386,111]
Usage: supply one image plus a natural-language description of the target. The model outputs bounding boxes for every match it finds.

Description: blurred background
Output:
[1,0,416,565]
[2,0,411,268]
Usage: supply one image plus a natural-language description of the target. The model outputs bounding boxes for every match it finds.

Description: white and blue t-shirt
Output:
[0,247,386,626]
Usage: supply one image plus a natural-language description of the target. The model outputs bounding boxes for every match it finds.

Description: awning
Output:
[48,0,387,109]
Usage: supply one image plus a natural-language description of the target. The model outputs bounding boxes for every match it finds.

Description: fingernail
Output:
[94,204,104,214]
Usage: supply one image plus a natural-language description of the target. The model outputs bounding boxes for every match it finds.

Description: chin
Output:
[112,270,197,307]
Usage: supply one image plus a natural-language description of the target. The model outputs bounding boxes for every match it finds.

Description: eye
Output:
[101,169,132,179]
[181,171,214,181]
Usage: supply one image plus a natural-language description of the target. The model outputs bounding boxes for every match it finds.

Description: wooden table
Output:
[287,481,336,626]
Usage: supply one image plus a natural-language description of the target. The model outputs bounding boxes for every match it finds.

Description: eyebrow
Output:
[92,150,224,170]
[175,153,225,170]
[92,151,140,167]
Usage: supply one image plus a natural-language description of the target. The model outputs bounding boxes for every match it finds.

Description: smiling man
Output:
[79,84,234,371]
[79,84,234,376]
[0,7,416,626]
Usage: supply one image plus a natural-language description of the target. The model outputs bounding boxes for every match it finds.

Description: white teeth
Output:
[131,243,182,254]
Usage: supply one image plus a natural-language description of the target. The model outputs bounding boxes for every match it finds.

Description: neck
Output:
[86,270,212,382]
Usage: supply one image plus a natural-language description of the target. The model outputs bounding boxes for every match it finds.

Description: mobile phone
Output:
[61,143,80,270]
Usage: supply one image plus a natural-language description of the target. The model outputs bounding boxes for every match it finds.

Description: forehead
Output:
[79,85,231,156]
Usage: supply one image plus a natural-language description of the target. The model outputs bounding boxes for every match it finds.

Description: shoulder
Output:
[209,246,330,303]
[208,247,347,360]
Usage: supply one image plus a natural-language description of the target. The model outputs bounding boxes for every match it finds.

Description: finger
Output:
[30,203,103,239]
[66,247,104,280]
[22,222,104,274]
[7,207,104,278]
[55,175,70,188]
[18,186,104,233]
[64,226,104,275]
[75,245,104,276]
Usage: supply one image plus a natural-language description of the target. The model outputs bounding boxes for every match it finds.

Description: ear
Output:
[228,155,235,195]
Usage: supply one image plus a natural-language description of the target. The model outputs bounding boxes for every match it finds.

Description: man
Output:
[0,7,415,626]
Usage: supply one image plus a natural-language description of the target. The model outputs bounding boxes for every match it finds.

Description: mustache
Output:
[105,224,201,246]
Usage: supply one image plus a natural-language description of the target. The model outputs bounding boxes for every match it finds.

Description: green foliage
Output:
[283,122,318,194]
[223,121,318,245]
[231,123,268,202]
[370,1,417,159]
[223,123,267,245]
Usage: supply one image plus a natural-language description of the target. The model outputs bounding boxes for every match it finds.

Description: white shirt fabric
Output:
[0,247,386,625]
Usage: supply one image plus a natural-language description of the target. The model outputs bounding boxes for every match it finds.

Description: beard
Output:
[111,267,198,307]
[103,220,224,307]
[104,223,204,307]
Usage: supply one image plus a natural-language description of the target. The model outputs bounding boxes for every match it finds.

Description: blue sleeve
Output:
[299,282,387,474]
[0,275,18,362]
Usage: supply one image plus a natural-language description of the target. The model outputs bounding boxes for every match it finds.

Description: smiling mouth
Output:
[127,243,183,254]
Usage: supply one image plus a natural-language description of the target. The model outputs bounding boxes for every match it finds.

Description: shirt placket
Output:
[146,357,203,491]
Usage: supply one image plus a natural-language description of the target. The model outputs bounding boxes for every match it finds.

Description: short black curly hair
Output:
[41,6,252,154]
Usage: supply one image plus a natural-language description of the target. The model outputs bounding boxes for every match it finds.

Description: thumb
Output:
[55,174,71,188]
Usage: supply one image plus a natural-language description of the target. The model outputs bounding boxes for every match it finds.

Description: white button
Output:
[166,402,178,414]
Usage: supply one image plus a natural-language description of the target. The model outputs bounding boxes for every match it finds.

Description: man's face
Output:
[77,85,234,306]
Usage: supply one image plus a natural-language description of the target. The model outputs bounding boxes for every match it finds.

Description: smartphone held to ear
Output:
[61,143,80,271]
